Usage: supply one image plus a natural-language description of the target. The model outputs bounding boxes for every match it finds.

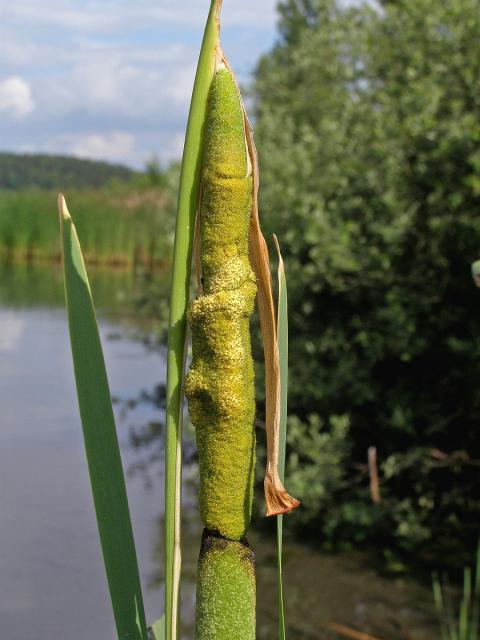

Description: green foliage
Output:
[253,0,480,568]
[286,415,352,531]
[0,152,135,189]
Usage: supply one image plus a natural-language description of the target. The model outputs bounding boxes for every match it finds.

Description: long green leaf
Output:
[59,194,148,640]
[164,2,221,639]
[445,575,460,640]
[460,568,472,640]
[274,234,288,640]
[150,616,166,640]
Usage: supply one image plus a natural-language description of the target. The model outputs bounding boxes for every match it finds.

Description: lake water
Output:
[0,263,440,640]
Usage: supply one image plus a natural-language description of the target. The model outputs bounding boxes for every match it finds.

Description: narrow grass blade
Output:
[470,541,480,640]
[164,3,221,639]
[460,568,472,640]
[432,573,449,640]
[273,235,288,640]
[58,194,148,640]
[444,575,459,640]
[150,616,166,640]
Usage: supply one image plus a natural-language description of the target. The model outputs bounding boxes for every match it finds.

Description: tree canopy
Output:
[253,0,480,569]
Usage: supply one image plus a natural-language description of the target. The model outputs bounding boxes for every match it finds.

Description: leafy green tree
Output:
[253,0,480,568]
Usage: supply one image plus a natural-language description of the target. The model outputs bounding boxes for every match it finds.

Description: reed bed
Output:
[1,185,173,265]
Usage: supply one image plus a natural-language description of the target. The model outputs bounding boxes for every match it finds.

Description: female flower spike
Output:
[185,66,257,542]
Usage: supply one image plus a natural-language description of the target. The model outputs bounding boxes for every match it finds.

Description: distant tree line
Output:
[0,153,137,190]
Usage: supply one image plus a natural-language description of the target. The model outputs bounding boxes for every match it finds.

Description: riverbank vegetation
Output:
[252,0,480,571]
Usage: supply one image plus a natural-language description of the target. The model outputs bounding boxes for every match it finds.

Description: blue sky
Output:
[0,1,279,168]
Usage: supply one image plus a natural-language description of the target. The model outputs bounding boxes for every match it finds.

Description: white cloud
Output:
[70,131,136,162]
[33,48,198,128]
[0,35,41,67]
[0,76,35,118]
[0,0,278,166]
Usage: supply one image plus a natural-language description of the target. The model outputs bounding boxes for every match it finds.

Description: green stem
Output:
[164,2,220,639]
[275,236,289,640]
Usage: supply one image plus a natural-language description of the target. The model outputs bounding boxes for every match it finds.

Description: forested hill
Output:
[0,153,137,190]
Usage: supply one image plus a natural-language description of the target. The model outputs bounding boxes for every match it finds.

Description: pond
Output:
[0,263,440,640]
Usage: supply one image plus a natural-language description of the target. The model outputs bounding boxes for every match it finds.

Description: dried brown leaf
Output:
[242,106,300,518]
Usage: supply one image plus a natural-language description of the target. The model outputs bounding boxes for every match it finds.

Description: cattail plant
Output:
[178,5,299,639]
[185,64,258,639]
[59,2,299,639]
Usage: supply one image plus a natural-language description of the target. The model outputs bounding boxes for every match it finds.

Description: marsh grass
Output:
[2,185,173,265]
[274,235,289,640]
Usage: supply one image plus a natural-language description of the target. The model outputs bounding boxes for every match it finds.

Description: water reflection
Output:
[0,263,439,640]
[0,262,166,639]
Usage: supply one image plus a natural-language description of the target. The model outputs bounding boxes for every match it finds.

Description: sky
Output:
[0,0,279,168]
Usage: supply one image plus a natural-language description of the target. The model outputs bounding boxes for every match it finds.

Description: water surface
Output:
[0,263,439,640]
